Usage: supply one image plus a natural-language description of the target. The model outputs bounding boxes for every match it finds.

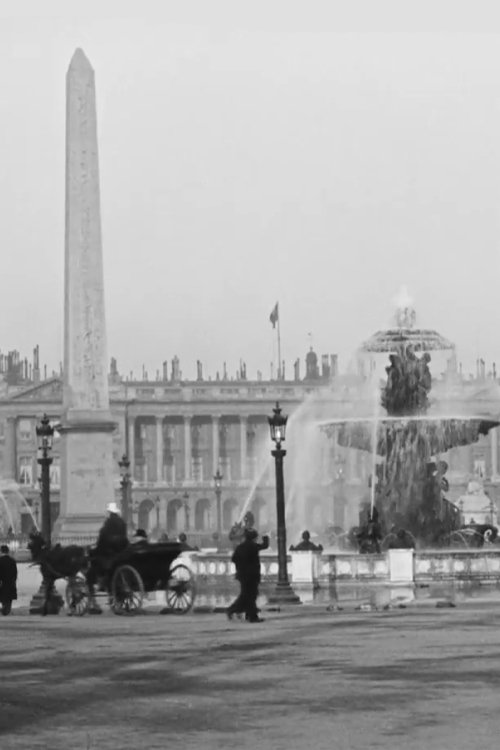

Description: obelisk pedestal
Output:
[54,49,116,542]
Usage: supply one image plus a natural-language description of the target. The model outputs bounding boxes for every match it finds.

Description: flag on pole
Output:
[269,302,279,329]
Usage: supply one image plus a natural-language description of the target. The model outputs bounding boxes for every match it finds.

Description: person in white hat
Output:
[106,501,120,515]
[86,500,129,614]
[96,502,128,556]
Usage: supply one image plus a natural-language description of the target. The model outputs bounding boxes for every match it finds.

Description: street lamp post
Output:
[214,469,223,537]
[118,454,131,525]
[30,414,63,615]
[155,496,161,530]
[183,491,190,530]
[36,413,54,546]
[267,402,300,605]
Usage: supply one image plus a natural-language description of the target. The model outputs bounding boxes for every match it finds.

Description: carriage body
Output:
[68,540,196,616]
[109,541,185,590]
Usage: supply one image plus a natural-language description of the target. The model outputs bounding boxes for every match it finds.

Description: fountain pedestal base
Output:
[388,548,415,584]
[290,550,322,589]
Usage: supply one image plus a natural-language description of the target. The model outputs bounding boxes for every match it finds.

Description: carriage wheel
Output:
[166,564,196,614]
[65,574,90,616]
[110,565,144,615]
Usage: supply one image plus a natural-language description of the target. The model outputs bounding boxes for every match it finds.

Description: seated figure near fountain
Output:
[290,530,323,552]
[353,507,383,554]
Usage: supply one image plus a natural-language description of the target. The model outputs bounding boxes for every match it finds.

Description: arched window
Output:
[195,498,211,531]
[18,457,33,486]
[251,497,269,529]
[138,498,155,531]
[222,498,239,530]
[167,498,184,533]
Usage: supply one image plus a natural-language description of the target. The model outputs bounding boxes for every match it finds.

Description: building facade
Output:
[0,348,499,545]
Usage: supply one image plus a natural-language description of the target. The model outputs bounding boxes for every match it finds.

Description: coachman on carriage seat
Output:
[96,502,128,557]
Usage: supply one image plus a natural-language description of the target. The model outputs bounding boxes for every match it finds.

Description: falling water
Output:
[0,480,39,534]
[237,432,273,523]
[237,391,322,534]
[369,389,380,519]
[238,456,273,523]
[0,490,16,532]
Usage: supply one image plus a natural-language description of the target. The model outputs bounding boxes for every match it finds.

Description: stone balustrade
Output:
[13,544,500,591]
[187,547,500,586]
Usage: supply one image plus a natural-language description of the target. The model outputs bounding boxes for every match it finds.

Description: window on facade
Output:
[192,457,203,482]
[19,419,32,441]
[247,457,258,480]
[474,459,486,479]
[0,421,4,440]
[137,388,155,398]
[50,458,61,487]
[165,461,176,484]
[220,457,232,481]
[18,457,33,485]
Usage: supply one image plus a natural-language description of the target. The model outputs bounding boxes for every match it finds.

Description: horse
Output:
[28,531,89,615]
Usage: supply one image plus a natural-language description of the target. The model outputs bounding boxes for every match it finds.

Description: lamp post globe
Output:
[267,402,300,605]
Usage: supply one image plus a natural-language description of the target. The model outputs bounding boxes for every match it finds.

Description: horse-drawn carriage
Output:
[29,533,196,616]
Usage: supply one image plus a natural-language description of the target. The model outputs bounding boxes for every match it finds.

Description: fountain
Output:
[0,481,38,536]
[320,290,500,548]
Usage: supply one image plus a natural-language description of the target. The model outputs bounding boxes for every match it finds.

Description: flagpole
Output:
[277,304,282,380]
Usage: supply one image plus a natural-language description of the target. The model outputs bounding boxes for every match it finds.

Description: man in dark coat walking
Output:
[227,528,269,623]
[0,544,18,616]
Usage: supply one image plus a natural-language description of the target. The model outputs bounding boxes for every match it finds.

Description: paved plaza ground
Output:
[1,599,500,750]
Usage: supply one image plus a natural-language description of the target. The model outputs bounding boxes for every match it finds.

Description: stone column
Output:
[240,416,247,480]
[212,416,220,474]
[56,49,116,540]
[183,417,192,481]
[491,428,499,480]
[156,418,164,482]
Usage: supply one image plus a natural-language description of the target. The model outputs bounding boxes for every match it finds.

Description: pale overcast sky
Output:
[2,3,500,380]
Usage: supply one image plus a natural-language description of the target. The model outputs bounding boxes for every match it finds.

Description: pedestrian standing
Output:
[227,528,269,623]
[0,544,18,616]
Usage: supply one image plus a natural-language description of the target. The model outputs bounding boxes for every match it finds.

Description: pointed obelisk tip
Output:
[68,48,93,72]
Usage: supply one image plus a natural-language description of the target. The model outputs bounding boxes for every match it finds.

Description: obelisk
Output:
[54,49,116,540]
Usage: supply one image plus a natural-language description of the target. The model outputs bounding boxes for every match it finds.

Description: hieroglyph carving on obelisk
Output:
[55,49,116,540]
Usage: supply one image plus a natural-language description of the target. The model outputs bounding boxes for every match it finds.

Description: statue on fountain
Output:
[228,511,257,549]
[353,346,463,551]
[381,346,432,416]
[355,507,383,554]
